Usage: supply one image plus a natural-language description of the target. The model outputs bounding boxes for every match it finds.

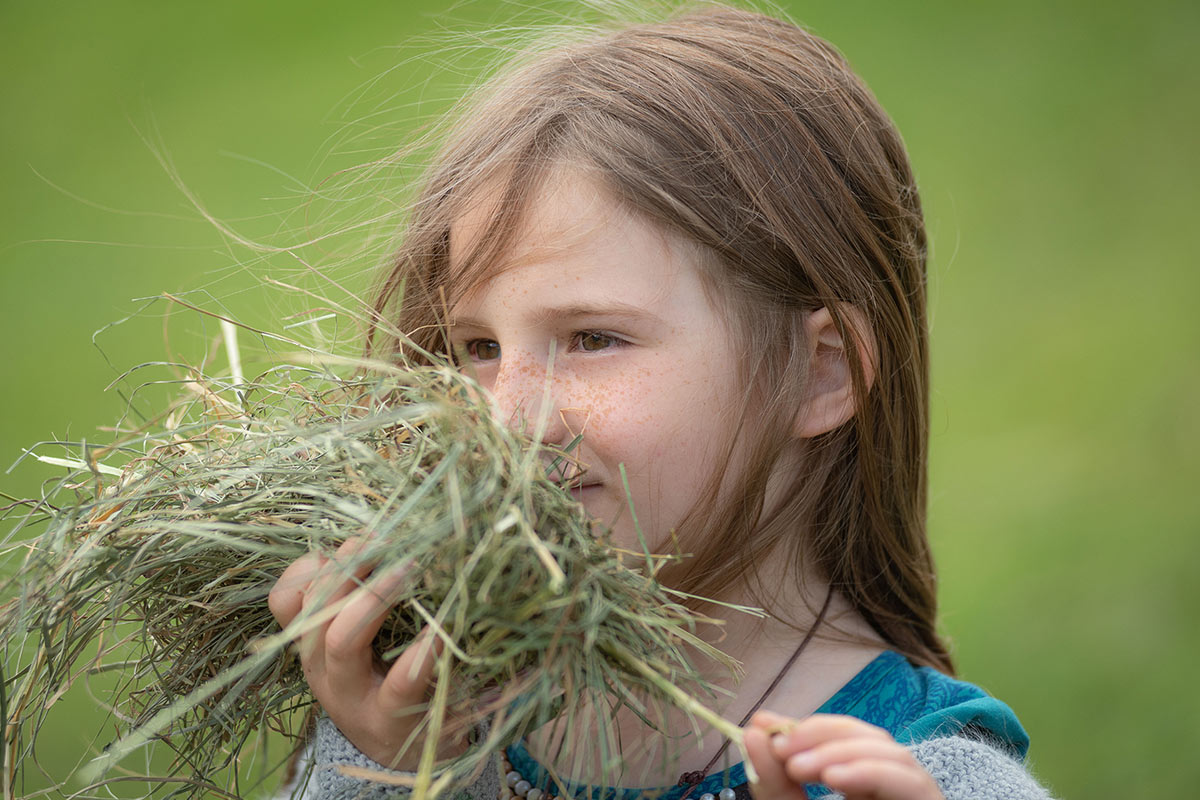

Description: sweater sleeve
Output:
[286,715,502,800]
[908,736,1056,800]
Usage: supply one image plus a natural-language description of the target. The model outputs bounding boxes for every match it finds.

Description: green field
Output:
[2,1,1197,796]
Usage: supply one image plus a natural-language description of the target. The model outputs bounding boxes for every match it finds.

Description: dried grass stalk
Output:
[1,352,749,800]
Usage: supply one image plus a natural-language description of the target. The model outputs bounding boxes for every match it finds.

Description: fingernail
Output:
[788,752,817,773]
[770,734,787,753]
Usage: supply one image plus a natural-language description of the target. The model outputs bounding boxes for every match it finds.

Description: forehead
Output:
[449,172,609,266]
[446,166,685,304]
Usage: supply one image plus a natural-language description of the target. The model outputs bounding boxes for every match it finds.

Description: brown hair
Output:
[367,3,952,673]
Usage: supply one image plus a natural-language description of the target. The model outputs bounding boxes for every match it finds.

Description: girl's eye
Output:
[574,331,619,352]
[466,339,501,361]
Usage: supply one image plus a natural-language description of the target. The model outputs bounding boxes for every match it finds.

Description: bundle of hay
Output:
[0,346,748,800]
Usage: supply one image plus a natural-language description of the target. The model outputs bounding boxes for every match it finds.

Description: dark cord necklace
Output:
[675,587,835,800]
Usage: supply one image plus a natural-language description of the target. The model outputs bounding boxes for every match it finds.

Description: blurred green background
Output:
[2,0,1196,796]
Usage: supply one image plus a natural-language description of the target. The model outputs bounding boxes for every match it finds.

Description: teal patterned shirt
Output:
[504,650,1030,800]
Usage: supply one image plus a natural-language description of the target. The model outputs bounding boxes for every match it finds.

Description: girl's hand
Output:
[744,711,944,800]
[268,538,465,770]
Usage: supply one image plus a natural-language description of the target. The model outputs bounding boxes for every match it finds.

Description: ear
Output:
[794,306,877,438]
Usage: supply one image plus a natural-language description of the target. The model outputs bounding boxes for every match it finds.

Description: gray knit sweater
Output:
[291,716,1055,800]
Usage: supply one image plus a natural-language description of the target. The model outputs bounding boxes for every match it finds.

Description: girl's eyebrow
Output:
[450,303,660,328]
[535,303,658,323]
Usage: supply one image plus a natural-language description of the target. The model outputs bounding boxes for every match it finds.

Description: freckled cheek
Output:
[563,364,650,411]
[557,373,660,448]
[563,393,644,439]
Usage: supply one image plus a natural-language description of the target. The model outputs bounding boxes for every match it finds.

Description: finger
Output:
[268,552,325,628]
[784,738,916,785]
[323,562,413,671]
[301,539,379,664]
[378,626,444,713]
[770,714,891,759]
[820,759,942,800]
[744,727,808,800]
[307,537,375,606]
[748,709,796,734]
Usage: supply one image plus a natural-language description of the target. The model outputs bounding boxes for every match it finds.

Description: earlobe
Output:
[793,306,877,438]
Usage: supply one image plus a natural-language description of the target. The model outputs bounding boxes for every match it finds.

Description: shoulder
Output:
[818,651,1030,758]
[900,660,1030,759]
[909,736,1056,800]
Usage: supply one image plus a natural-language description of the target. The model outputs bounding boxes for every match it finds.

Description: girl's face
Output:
[448,172,747,551]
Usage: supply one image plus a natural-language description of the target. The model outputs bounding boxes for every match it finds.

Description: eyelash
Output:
[459,330,626,362]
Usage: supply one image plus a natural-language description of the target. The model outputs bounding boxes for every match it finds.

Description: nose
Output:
[489,349,572,447]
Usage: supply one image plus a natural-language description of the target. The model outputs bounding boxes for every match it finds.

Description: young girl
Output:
[269,5,1054,799]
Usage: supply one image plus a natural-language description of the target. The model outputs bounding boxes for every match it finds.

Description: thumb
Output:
[377,626,444,711]
[744,727,809,800]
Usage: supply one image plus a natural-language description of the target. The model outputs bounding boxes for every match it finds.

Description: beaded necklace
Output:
[499,590,834,800]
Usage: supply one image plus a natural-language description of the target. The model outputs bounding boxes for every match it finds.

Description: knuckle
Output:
[322,627,356,658]
[267,585,298,625]
[267,598,287,626]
